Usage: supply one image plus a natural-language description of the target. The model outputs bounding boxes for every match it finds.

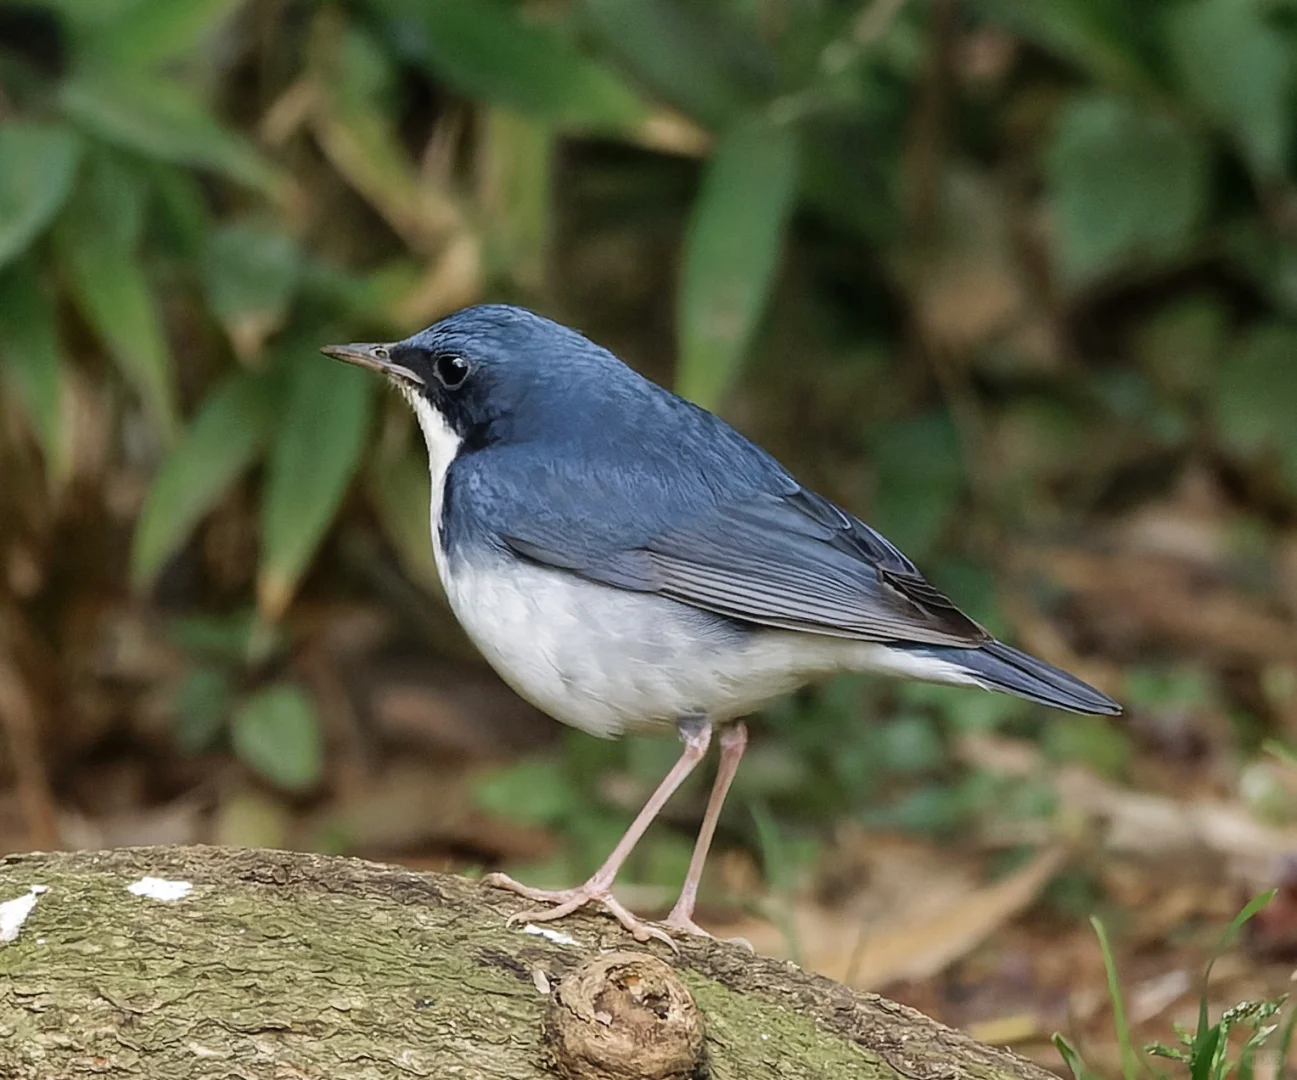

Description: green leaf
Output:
[168,609,283,666]
[132,369,277,589]
[172,666,234,753]
[53,152,177,438]
[60,75,278,193]
[259,341,375,620]
[479,108,553,289]
[150,164,212,261]
[1214,323,1297,487]
[583,0,770,128]
[367,0,644,129]
[0,122,83,271]
[230,682,324,793]
[204,223,302,359]
[1166,0,1291,181]
[1047,94,1208,285]
[677,114,797,410]
[66,148,148,251]
[76,0,246,72]
[0,262,67,481]
[70,256,176,436]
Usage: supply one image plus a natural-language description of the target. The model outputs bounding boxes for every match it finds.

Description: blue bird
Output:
[323,304,1120,944]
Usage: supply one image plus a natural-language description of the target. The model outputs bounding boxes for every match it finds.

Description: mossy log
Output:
[0,846,1056,1080]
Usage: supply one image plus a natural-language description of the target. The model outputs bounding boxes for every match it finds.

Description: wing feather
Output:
[501,487,987,647]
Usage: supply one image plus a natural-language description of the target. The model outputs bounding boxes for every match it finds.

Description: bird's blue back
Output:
[425,306,798,561]
[419,305,985,647]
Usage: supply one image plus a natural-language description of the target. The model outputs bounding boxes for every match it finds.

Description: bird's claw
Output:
[483,872,679,950]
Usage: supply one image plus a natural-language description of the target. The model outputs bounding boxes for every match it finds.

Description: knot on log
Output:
[544,951,705,1080]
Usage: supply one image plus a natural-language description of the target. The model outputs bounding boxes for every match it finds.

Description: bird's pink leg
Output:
[483,716,712,946]
[664,721,748,937]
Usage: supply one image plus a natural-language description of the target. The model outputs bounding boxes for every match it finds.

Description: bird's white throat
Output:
[406,390,463,568]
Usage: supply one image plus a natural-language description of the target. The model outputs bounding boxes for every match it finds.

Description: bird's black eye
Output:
[433,353,470,389]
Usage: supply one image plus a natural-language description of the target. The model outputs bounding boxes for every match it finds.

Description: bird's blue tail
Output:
[907,640,1121,716]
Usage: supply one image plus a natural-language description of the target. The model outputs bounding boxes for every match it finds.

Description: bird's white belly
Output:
[409,392,979,735]
[438,556,802,735]
[436,556,979,737]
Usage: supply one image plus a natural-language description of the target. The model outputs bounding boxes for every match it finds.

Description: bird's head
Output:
[321,304,632,456]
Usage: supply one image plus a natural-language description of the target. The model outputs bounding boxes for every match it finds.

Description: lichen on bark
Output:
[0,846,1056,1080]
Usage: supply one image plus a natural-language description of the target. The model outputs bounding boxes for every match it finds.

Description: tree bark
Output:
[0,846,1057,1080]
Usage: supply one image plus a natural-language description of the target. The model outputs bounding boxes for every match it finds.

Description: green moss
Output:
[686,973,884,1078]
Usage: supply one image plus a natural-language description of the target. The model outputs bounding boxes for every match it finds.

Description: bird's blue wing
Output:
[637,488,987,644]
[447,434,986,648]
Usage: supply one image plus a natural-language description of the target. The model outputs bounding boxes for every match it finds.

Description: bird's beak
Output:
[320,342,424,386]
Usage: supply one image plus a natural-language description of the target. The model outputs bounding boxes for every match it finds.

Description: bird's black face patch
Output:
[384,304,640,458]
[391,344,500,453]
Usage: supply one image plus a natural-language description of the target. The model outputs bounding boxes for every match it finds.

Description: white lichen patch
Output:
[521,923,578,947]
[125,877,193,902]
[0,884,48,943]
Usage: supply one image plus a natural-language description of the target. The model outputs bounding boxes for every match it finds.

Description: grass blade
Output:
[1091,915,1140,1080]
[1190,1023,1222,1080]
[1219,890,1277,949]
[1054,1034,1095,1080]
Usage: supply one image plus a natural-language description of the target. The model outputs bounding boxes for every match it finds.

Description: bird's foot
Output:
[482,872,678,949]
[662,905,754,950]
[661,911,714,938]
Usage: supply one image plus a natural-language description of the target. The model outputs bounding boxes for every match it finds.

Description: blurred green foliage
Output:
[1056,894,1287,1080]
[1,0,1295,819]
